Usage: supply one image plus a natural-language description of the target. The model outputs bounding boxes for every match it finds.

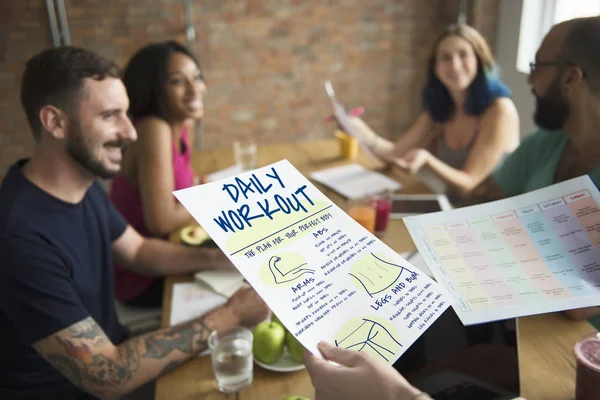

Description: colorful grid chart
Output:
[404,176,600,325]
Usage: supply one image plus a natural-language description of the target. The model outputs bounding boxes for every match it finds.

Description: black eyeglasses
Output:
[529,60,585,76]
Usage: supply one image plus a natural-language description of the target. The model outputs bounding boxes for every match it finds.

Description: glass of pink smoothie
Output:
[374,194,392,237]
[573,331,600,400]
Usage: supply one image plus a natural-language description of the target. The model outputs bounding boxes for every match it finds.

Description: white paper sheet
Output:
[324,80,380,163]
[194,270,245,298]
[310,163,402,200]
[169,282,227,327]
[173,160,451,365]
[404,175,600,325]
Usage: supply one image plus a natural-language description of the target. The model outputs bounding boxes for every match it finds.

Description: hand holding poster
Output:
[173,160,452,365]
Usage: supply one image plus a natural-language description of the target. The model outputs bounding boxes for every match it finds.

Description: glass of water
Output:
[207,327,253,393]
[233,140,258,171]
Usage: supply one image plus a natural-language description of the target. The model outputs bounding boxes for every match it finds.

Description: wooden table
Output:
[156,139,597,400]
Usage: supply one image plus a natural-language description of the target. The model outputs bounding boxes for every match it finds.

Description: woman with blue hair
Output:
[347,24,520,199]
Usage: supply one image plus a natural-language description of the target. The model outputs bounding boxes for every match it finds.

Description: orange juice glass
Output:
[348,199,376,233]
[335,130,359,160]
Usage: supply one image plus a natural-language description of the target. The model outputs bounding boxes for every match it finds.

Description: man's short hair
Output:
[20,46,121,141]
[560,16,600,95]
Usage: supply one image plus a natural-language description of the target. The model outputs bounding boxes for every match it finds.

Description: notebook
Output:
[194,270,245,298]
[169,282,227,327]
[309,164,401,199]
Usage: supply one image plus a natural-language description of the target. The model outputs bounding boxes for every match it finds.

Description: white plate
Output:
[254,348,305,372]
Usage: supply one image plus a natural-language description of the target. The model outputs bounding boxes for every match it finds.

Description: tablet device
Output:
[390,194,452,218]
[394,309,520,400]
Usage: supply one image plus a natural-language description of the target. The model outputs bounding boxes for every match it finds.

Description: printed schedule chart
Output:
[405,176,600,325]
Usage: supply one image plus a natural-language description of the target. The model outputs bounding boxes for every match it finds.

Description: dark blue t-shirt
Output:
[0,160,128,399]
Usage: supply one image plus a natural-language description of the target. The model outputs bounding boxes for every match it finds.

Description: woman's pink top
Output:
[110,125,194,302]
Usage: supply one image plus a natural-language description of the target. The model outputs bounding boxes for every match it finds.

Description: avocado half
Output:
[180,226,209,246]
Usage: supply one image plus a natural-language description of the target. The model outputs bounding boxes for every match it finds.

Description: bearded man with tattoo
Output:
[0,47,268,399]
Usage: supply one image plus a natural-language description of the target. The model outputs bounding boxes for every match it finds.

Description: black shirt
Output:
[0,160,128,399]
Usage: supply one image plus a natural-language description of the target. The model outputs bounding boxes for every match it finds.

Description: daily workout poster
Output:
[174,160,452,364]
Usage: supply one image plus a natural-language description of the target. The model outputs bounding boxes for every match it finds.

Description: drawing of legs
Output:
[334,316,402,364]
[268,255,315,285]
[349,253,415,297]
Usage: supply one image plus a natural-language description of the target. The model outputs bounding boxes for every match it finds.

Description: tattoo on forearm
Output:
[86,354,131,387]
[43,318,209,392]
[142,319,210,359]
[118,338,140,372]
[69,317,108,345]
[48,354,84,386]
[52,336,132,388]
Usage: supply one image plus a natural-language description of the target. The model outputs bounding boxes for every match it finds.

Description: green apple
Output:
[271,313,284,330]
[283,397,310,400]
[253,321,285,364]
[285,331,306,363]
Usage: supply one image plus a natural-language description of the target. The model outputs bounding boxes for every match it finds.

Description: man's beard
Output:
[533,78,570,130]
[66,118,125,180]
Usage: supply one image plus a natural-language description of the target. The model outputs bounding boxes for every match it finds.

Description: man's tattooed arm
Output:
[33,315,218,399]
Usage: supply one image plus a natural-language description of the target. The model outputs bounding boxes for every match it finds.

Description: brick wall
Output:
[0,0,500,178]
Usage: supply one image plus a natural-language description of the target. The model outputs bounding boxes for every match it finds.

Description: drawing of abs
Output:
[349,253,415,297]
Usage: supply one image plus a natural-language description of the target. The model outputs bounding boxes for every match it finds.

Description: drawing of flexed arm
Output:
[268,255,315,284]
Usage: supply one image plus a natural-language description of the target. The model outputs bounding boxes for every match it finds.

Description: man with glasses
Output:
[468,16,600,321]
[302,16,600,400]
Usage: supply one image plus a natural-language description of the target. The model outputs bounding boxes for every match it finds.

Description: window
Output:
[553,1,600,23]
[516,0,600,74]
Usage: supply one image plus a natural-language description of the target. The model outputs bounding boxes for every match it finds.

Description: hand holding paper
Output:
[303,341,422,400]
[324,80,384,163]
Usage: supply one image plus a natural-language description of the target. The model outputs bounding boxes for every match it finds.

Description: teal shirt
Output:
[493,129,600,329]
[493,129,600,195]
